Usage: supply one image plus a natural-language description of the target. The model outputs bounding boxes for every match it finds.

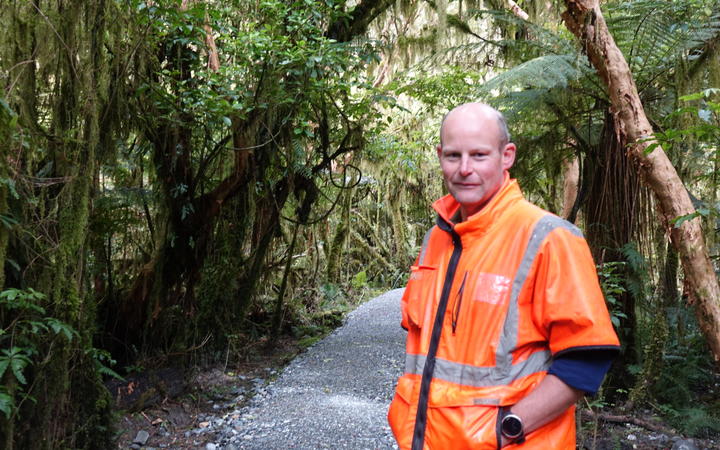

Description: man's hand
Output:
[500,374,583,446]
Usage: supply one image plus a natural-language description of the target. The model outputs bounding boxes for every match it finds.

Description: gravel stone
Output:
[671,439,700,450]
[133,430,150,446]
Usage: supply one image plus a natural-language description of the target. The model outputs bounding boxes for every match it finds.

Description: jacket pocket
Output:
[401,265,437,329]
[388,376,416,449]
[425,400,500,449]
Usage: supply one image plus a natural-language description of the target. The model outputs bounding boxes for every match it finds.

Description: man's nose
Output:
[459,155,472,176]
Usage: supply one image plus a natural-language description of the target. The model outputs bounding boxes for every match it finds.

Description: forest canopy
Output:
[1,0,719,447]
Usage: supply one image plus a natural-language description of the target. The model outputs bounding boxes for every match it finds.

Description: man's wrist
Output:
[500,407,526,445]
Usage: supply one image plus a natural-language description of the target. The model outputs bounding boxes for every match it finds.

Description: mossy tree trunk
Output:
[2,1,115,447]
[0,109,10,291]
[327,183,354,282]
[0,110,10,448]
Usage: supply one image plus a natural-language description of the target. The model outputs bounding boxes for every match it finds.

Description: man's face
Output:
[437,107,516,220]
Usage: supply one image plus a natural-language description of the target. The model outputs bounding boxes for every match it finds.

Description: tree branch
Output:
[326,0,394,42]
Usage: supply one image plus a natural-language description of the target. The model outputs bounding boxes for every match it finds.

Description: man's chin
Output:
[451,194,484,206]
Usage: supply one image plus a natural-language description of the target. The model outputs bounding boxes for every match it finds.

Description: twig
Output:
[141,411,153,424]
[581,409,676,435]
[166,334,212,356]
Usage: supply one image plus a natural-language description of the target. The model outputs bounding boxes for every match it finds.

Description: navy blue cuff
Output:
[547,350,615,395]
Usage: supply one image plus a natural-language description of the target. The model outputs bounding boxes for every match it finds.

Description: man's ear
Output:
[436,144,443,159]
[502,143,516,170]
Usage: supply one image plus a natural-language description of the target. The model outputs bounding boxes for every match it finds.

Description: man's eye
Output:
[445,153,460,159]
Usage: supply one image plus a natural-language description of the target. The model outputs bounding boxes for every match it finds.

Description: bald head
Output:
[439,103,511,149]
[435,102,517,220]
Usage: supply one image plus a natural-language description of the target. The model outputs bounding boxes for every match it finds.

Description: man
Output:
[388,103,620,449]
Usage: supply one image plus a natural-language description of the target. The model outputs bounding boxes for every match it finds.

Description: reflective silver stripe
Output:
[417,226,436,266]
[495,214,583,374]
[473,398,500,405]
[404,350,551,388]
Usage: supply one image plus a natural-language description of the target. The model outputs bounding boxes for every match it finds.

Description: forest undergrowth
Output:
[3,0,720,448]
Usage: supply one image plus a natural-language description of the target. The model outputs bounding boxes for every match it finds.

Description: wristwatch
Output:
[501,410,526,444]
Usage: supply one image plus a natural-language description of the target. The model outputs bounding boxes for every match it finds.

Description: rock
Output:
[627,434,637,441]
[133,430,150,446]
[205,443,217,450]
[671,440,699,450]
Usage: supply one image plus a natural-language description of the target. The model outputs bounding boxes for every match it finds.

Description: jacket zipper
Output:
[411,220,463,450]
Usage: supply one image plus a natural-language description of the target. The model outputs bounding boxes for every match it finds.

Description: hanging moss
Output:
[0,106,12,291]
[1,0,117,447]
[326,184,354,282]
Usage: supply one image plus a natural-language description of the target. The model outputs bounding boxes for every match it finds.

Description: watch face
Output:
[502,415,523,437]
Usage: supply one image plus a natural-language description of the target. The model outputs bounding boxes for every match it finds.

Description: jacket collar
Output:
[433,172,524,235]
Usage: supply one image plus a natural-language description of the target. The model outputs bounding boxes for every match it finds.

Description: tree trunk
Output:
[562,0,720,362]
[0,130,9,291]
[326,185,353,282]
[561,156,579,219]
[585,112,644,371]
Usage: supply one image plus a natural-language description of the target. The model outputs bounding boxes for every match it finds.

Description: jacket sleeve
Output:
[530,227,621,356]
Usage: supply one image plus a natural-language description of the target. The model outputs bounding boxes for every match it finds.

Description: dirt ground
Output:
[113,337,303,449]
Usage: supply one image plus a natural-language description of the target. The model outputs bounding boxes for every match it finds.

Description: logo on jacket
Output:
[473,273,511,304]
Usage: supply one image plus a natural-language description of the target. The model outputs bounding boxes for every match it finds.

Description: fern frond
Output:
[606,1,720,89]
[480,54,592,93]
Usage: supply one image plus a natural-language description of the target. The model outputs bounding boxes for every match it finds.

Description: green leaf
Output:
[1,348,31,385]
[27,321,49,334]
[643,142,660,155]
[0,359,9,380]
[97,365,125,381]
[45,318,76,341]
[0,391,13,419]
[671,211,701,228]
[679,92,705,101]
[6,259,20,273]
[680,88,720,101]
[1,289,18,301]
[0,214,19,229]
[10,358,27,385]
[0,177,20,199]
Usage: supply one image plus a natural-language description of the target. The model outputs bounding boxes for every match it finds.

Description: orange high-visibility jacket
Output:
[388,177,620,450]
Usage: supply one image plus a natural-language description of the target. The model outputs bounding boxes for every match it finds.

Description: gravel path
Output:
[211,289,405,450]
